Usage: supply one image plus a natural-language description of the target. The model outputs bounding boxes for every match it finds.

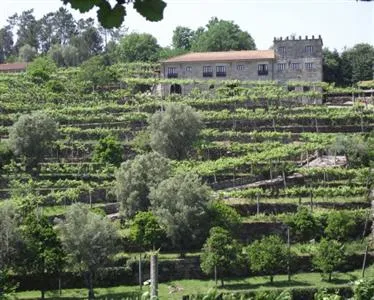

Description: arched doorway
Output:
[170,84,182,94]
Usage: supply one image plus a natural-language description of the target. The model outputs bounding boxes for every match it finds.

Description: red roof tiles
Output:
[0,63,28,72]
[162,50,275,63]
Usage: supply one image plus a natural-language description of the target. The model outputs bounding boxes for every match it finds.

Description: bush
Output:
[353,278,374,300]
[92,135,123,166]
[286,206,321,242]
[325,211,357,242]
[208,201,241,233]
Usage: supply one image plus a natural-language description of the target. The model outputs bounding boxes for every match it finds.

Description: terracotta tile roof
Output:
[0,63,28,72]
[162,50,275,63]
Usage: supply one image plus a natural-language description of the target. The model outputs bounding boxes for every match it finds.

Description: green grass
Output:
[12,266,374,300]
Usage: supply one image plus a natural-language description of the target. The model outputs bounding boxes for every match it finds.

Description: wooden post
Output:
[150,253,158,298]
[214,265,217,287]
[256,194,260,215]
[362,244,369,278]
[287,227,291,281]
[139,253,142,290]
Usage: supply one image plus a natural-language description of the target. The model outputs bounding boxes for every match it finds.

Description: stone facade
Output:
[274,35,323,83]
[160,35,323,96]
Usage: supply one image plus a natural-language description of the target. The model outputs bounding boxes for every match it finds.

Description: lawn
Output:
[13,266,374,300]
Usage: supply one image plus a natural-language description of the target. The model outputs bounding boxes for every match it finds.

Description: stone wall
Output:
[273,35,323,83]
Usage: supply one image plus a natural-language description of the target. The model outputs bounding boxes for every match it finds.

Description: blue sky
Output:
[1,0,373,52]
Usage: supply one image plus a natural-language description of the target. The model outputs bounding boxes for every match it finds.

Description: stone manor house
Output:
[160,35,323,95]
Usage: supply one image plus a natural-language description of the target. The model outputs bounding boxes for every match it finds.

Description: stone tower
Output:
[273,35,323,83]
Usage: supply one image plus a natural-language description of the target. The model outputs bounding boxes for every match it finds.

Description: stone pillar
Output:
[150,253,158,298]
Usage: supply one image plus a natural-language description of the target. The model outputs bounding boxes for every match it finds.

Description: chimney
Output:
[305,35,308,40]
[299,36,301,40]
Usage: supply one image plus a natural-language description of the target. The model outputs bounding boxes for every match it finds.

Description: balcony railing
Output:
[203,72,213,77]
[167,73,178,78]
[258,70,268,76]
[216,72,226,77]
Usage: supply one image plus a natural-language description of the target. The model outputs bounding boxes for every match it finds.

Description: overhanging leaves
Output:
[97,2,126,28]
[133,0,167,22]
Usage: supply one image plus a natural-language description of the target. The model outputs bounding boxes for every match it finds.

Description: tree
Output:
[115,152,171,219]
[0,141,13,169]
[323,48,343,85]
[149,103,203,160]
[92,135,123,166]
[172,26,194,50]
[117,33,160,62]
[286,206,320,242]
[18,44,37,62]
[150,172,211,255]
[200,227,243,287]
[61,44,80,66]
[342,44,374,84]
[70,19,103,62]
[19,215,65,300]
[0,202,19,270]
[8,112,58,171]
[51,7,77,45]
[247,235,288,283]
[313,238,345,282]
[0,202,20,299]
[79,56,113,90]
[62,0,167,28]
[325,211,356,242]
[58,203,119,299]
[129,211,166,250]
[329,134,369,168]
[0,26,14,63]
[8,10,39,50]
[191,18,256,52]
[208,201,241,233]
[27,56,57,82]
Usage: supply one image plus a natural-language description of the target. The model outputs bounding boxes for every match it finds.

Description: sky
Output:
[1,0,373,52]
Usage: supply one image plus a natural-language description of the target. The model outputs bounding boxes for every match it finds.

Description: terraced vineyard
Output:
[1,65,374,298]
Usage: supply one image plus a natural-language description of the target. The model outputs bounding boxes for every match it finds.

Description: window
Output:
[277,63,286,71]
[237,64,244,71]
[167,67,178,78]
[305,62,313,70]
[291,63,301,70]
[203,66,213,77]
[216,65,226,77]
[186,66,192,72]
[278,46,286,56]
[258,64,268,76]
[305,45,313,54]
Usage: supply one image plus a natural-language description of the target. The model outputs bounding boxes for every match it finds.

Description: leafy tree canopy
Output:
[129,211,166,250]
[200,227,243,287]
[115,152,171,219]
[117,33,160,62]
[312,238,345,282]
[247,235,288,283]
[191,17,256,52]
[149,103,203,160]
[19,215,65,299]
[150,172,211,254]
[8,112,58,170]
[58,203,119,299]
